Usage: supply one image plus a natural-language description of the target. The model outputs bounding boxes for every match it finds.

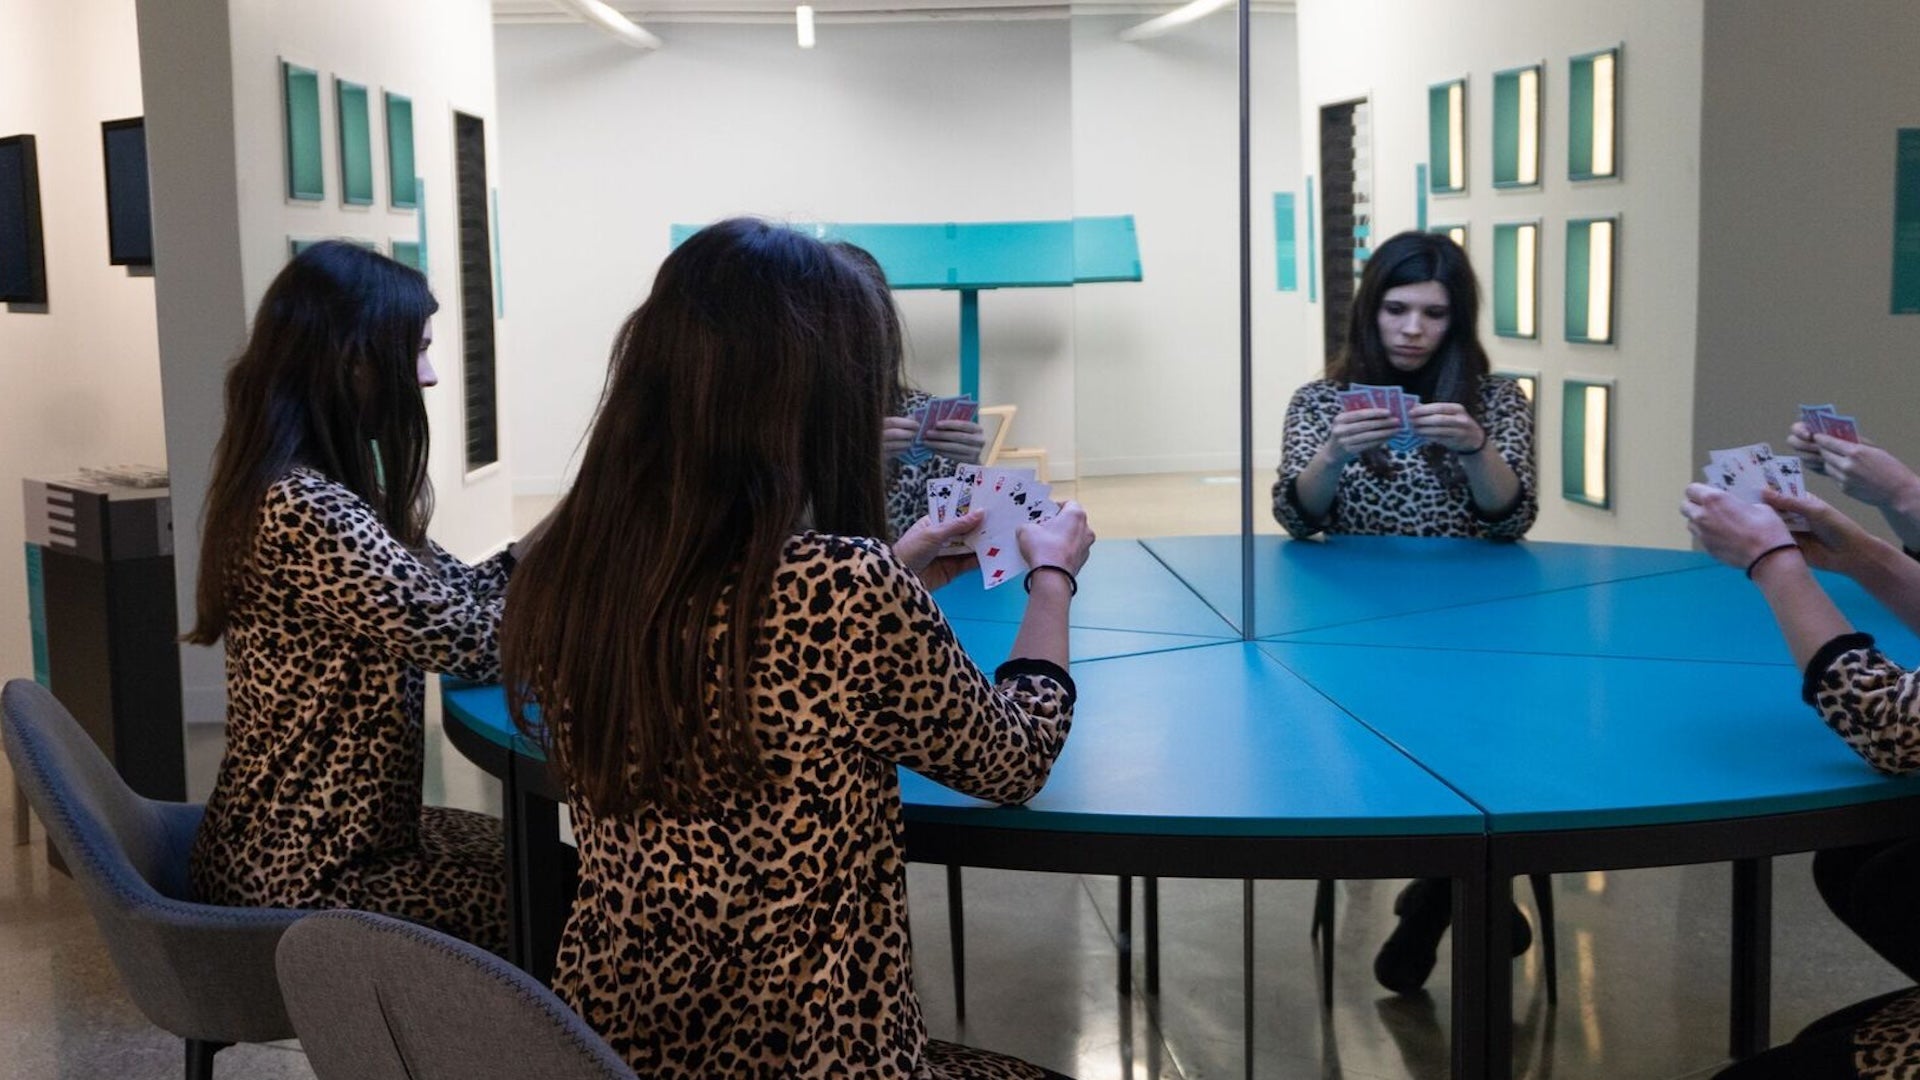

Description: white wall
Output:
[1070,12,1305,489]
[0,0,166,685]
[495,20,1079,493]
[1292,0,1704,548]
[138,0,516,734]
[1695,0,1920,545]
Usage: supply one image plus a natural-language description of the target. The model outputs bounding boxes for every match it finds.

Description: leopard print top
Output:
[552,533,1075,1079]
[189,467,509,951]
[1804,636,1920,1075]
[1272,377,1537,540]
[886,388,967,541]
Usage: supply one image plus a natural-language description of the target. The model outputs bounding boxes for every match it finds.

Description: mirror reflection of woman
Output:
[1273,229,1537,541]
[501,219,1092,1079]
[187,242,534,953]
[1271,230,1539,995]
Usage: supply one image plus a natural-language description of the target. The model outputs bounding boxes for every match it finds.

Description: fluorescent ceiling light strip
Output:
[1120,0,1234,42]
[549,0,662,49]
[796,5,815,47]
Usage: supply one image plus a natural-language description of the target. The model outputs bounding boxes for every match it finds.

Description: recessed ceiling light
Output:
[797,5,816,49]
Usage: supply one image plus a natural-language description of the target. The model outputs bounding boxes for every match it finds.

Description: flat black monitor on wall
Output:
[0,134,48,304]
[102,117,152,267]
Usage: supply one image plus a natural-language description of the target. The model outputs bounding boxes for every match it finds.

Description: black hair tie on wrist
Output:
[1024,564,1078,597]
[1745,542,1800,580]
[1456,429,1491,456]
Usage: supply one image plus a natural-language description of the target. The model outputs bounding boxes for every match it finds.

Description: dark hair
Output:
[500,218,893,816]
[831,240,910,390]
[1328,230,1489,480]
[187,240,438,645]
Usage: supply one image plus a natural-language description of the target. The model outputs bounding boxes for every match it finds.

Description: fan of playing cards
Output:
[1338,383,1426,453]
[1799,403,1862,445]
[925,464,1062,590]
[1703,444,1809,532]
[898,394,979,465]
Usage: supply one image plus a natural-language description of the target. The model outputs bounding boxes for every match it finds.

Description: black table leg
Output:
[1145,876,1160,996]
[1118,874,1134,995]
[1730,857,1773,1059]
[503,760,572,985]
[948,864,967,1023]
[1455,860,1498,1080]
[1243,879,1255,1080]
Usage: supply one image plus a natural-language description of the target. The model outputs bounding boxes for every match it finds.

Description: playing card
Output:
[1705,443,1808,531]
[1336,389,1375,413]
[926,477,961,524]
[1762,456,1810,531]
[1823,415,1861,443]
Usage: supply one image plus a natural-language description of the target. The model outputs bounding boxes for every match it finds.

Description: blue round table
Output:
[442,535,1920,1079]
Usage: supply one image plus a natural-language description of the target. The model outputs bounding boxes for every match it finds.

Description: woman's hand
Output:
[1815,437,1920,511]
[1017,501,1095,578]
[923,419,988,464]
[1761,488,1889,577]
[1681,483,1794,570]
[893,510,982,591]
[1409,401,1488,455]
[883,416,921,461]
[1321,408,1399,466]
[1785,421,1826,474]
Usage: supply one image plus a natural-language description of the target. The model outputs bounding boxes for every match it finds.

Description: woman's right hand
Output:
[1321,408,1399,466]
[1017,501,1095,579]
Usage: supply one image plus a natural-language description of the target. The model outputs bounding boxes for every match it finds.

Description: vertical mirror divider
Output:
[1237,0,1256,641]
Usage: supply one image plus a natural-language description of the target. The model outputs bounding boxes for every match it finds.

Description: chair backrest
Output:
[1,678,300,1043]
[978,403,1016,466]
[277,910,639,1080]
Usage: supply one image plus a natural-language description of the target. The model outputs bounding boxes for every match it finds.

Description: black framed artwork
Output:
[101,117,153,267]
[0,134,48,304]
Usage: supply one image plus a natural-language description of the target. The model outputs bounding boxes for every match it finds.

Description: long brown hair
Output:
[187,241,438,645]
[1328,230,1490,482]
[500,218,894,816]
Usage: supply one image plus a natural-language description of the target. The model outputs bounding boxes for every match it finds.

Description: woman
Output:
[499,218,1094,1079]
[829,243,992,540]
[187,241,524,952]
[1271,230,1539,993]
[1686,479,1920,1079]
[1272,230,1536,540]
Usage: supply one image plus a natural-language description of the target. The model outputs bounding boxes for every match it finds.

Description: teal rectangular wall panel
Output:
[1894,129,1920,314]
[386,92,417,209]
[1563,379,1613,508]
[283,61,323,201]
[336,79,373,206]
[1273,193,1297,291]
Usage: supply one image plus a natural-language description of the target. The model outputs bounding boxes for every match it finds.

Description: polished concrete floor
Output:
[2,478,1909,1077]
[4,701,1911,1079]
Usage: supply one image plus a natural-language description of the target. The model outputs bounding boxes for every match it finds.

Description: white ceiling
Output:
[492,0,1290,26]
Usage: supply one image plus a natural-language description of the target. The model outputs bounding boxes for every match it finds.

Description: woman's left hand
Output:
[892,510,983,590]
[1408,401,1488,455]
[1681,483,1794,570]
[923,420,988,464]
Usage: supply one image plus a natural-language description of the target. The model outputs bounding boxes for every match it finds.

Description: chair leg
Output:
[12,781,28,846]
[184,1039,227,1080]
[1311,879,1336,1007]
[947,864,966,1023]
[1117,875,1133,995]
[1528,873,1557,1004]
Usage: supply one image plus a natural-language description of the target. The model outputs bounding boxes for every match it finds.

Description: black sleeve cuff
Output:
[1469,483,1529,524]
[1904,546,1920,564]
[995,658,1077,707]
[1802,631,1876,705]
[1281,475,1330,533]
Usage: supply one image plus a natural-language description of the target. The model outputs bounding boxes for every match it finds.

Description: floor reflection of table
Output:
[442,535,1920,1080]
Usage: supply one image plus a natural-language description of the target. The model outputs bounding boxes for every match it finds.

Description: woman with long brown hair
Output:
[187,240,530,951]
[500,218,1093,1079]
[1272,229,1536,540]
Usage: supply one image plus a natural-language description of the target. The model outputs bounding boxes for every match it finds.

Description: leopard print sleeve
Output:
[253,471,505,682]
[1476,378,1539,540]
[426,540,516,602]
[830,538,1074,805]
[1805,635,1920,775]
[1273,380,1337,538]
[884,389,966,541]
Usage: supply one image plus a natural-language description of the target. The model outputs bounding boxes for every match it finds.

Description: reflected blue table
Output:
[441,534,1920,1079]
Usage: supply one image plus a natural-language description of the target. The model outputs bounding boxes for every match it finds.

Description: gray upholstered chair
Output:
[1,678,303,1080]
[277,909,638,1080]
